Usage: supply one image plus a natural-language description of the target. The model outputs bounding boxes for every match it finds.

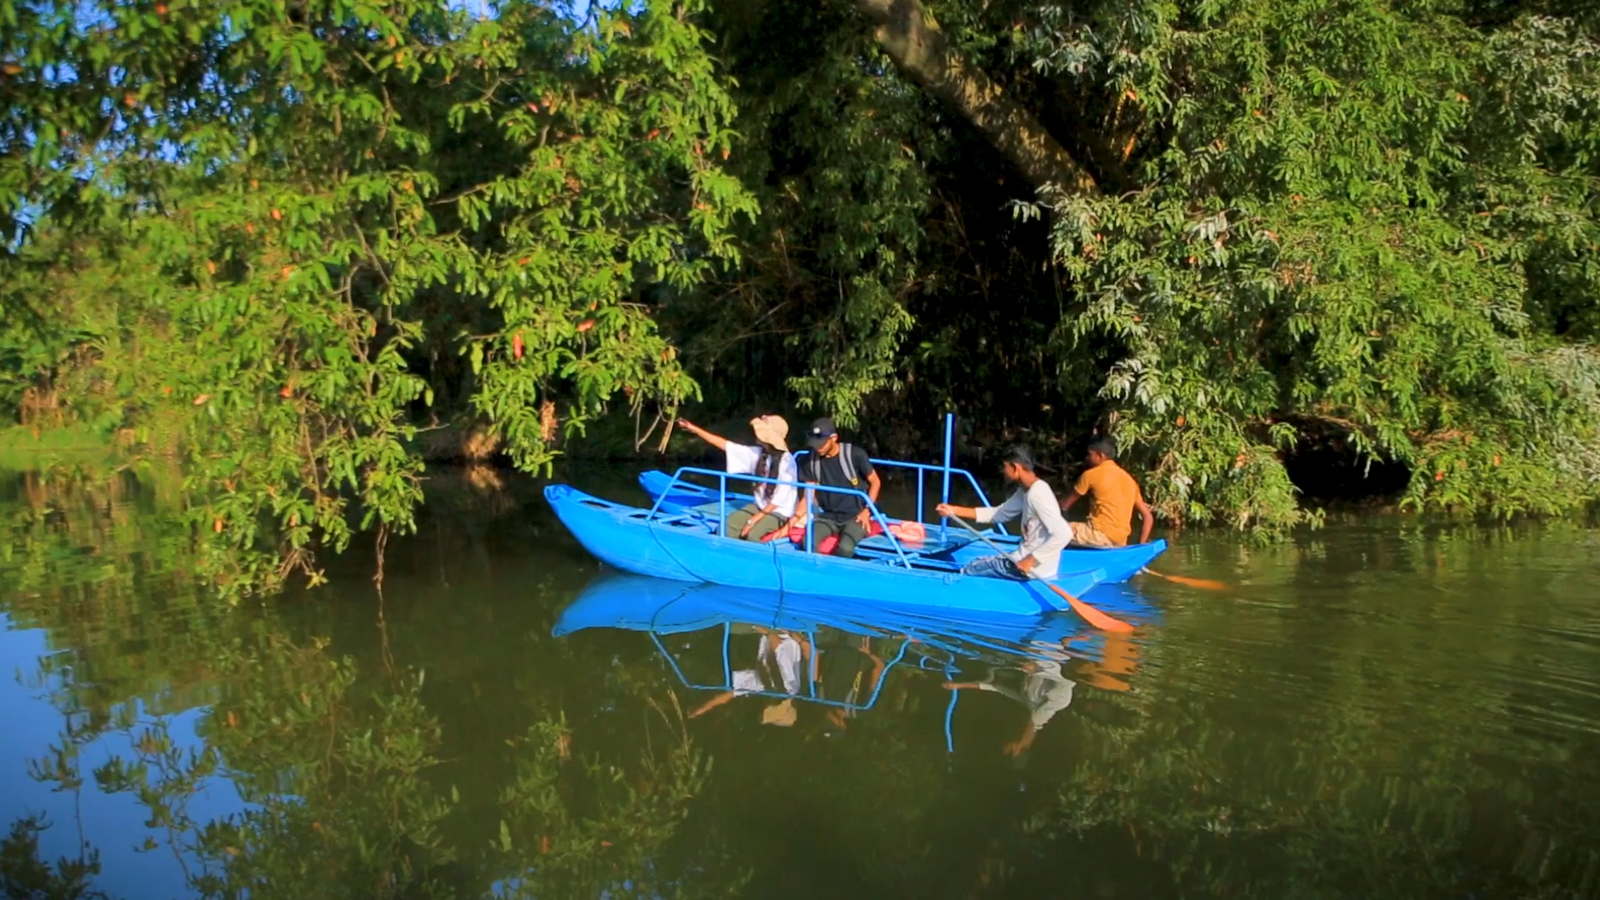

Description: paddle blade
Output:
[1046,582,1136,633]
[1143,568,1228,591]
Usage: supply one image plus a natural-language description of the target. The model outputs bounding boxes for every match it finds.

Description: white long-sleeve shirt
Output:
[974,479,1072,579]
[724,443,798,518]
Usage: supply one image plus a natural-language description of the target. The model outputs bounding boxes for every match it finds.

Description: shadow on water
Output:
[2,462,1599,898]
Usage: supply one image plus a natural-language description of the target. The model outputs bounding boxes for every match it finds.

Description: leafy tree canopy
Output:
[3,0,1598,589]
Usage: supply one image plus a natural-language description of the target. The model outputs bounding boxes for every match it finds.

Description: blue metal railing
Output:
[646,466,919,569]
[791,451,1009,536]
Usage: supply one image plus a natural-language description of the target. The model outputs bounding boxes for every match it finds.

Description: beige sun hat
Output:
[750,415,789,450]
[760,698,797,727]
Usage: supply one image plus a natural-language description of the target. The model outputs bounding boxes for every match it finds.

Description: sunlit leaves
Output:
[1017,0,1600,529]
[2,0,754,589]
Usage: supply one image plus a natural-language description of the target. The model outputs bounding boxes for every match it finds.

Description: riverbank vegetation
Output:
[3,0,1597,590]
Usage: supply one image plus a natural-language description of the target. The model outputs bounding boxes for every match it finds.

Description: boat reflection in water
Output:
[553,572,1157,753]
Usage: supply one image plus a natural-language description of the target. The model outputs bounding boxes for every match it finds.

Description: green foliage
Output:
[670,0,932,426]
[2,0,753,591]
[7,0,1600,572]
[672,0,1600,530]
[1019,0,1600,529]
[0,815,105,900]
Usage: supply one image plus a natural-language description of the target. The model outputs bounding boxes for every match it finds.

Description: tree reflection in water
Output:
[1,466,746,899]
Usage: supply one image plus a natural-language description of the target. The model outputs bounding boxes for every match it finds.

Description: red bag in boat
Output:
[887,520,926,544]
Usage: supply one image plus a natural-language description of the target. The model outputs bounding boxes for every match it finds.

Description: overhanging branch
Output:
[849,0,1098,195]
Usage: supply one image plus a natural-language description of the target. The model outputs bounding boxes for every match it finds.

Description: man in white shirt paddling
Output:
[936,446,1072,581]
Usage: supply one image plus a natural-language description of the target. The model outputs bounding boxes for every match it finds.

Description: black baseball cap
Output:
[805,417,838,449]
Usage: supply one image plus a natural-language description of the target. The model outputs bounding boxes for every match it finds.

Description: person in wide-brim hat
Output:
[674,414,800,541]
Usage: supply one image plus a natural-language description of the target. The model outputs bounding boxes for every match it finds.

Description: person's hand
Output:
[739,519,756,538]
[1002,739,1027,757]
[1016,555,1037,576]
[675,418,695,433]
[935,503,957,518]
[854,508,872,529]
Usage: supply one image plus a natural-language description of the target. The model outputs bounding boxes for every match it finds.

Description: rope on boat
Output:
[643,508,790,596]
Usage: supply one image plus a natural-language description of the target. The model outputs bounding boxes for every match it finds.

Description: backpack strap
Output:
[838,443,859,486]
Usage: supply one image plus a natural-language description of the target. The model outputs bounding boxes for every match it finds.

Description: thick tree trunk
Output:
[849,0,1098,195]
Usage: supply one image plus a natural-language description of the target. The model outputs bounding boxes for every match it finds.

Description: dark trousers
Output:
[812,516,867,558]
[727,503,784,542]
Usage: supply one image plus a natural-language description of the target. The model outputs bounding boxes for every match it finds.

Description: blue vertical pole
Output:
[916,469,925,524]
[939,412,954,543]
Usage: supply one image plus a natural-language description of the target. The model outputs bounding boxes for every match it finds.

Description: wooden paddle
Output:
[947,516,1136,634]
[1140,568,1228,591]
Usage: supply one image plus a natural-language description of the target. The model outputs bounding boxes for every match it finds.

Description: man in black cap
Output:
[789,417,881,558]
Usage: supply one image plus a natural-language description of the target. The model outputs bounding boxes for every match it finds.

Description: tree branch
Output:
[848,0,1098,195]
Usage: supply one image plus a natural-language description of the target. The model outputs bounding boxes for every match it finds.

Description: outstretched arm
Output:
[688,691,736,718]
[942,487,1024,526]
[1060,490,1082,513]
[1002,720,1039,757]
[675,419,728,452]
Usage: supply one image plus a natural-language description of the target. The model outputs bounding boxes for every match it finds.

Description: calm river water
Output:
[2,463,1598,899]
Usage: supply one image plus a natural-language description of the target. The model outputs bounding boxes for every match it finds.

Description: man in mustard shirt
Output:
[1060,439,1155,547]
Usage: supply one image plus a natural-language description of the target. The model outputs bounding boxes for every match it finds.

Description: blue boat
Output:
[547,413,1166,619]
[634,465,1168,584]
[545,478,1109,617]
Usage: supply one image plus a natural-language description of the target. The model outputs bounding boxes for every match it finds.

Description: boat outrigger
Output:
[544,415,1167,619]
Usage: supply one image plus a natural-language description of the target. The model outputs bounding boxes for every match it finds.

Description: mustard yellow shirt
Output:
[1071,460,1142,546]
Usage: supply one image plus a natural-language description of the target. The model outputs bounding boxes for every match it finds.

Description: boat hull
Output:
[634,469,1168,583]
[546,484,1109,618]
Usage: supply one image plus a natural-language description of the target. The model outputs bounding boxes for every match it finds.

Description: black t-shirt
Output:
[817,627,875,707]
[805,444,875,521]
